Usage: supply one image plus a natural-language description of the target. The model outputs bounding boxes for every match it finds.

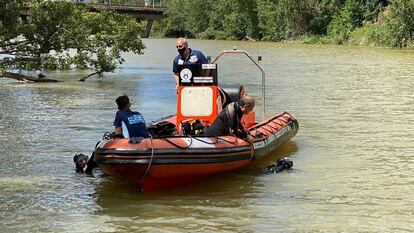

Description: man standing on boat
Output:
[204,95,255,142]
[172,37,208,89]
[114,95,150,138]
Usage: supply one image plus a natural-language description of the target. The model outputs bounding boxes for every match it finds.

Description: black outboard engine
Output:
[263,157,293,174]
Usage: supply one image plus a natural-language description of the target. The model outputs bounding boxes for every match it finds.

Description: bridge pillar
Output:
[142,19,154,38]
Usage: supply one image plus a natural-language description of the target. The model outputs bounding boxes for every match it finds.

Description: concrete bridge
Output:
[74,0,166,38]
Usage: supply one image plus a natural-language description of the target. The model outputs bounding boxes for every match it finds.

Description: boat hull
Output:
[251,112,299,158]
[94,112,298,190]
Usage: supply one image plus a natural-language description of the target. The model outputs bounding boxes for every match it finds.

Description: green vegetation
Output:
[0,0,145,81]
[153,0,414,48]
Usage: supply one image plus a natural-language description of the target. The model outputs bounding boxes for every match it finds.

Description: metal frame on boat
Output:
[211,49,266,120]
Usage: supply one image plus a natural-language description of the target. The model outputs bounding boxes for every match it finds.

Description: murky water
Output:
[1,39,413,232]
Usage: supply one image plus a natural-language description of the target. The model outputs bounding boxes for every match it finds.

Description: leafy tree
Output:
[205,0,252,40]
[257,0,312,41]
[185,0,213,37]
[155,0,192,37]
[374,0,414,48]
[154,0,258,40]
[327,0,364,44]
[229,0,260,39]
[257,0,282,40]
[151,0,411,48]
[307,0,343,35]
[0,0,145,82]
[362,0,388,22]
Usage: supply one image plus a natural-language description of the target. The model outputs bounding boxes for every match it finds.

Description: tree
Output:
[327,0,364,43]
[374,0,414,48]
[155,0,192,37]
[154,0,258,40]
[362,0,388,22]
[0,0,145,82]
[257,0,313,41]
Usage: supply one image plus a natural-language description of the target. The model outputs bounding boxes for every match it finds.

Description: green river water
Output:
[0,38,413,232]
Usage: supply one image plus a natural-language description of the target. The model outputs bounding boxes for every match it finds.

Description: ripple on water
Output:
[1,41,414,232]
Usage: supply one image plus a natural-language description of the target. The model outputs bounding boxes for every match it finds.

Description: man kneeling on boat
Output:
[204,95,255,142]
[114,95,150,139]
[74,95,150,173]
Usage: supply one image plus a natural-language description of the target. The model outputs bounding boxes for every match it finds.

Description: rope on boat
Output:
[265,121,279,132]
[159,134,239,149]
[261,124,276,134]
[191,135,239,145]
[217,135,239,144]
[279,116,289,124]
[190,136,220,145]
[160,134,240,148]
[161,136,193,149]
[140,136,155,188]
[273,120,285,127]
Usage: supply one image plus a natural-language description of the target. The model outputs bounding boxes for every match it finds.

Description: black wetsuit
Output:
[204,102,247,138]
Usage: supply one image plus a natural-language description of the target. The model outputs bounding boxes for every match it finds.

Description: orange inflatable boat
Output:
[94,50,299,191]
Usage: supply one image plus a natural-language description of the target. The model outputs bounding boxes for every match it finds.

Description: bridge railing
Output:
[90,0,162,8]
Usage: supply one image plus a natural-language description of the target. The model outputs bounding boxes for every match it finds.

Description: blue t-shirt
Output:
[113,109,150,138]
[173,49,209,74]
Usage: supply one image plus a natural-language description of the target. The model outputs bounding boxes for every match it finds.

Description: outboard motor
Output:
[263,157,293,174]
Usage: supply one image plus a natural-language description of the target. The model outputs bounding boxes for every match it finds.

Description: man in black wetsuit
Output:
[204,95,255,141]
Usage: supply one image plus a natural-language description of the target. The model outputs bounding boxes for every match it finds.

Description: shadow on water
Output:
[89,141,299,232]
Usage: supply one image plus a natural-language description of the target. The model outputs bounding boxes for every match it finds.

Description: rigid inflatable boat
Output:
[94,50,299,191]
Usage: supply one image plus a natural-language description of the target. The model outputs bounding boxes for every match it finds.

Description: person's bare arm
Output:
[174,74,179,89]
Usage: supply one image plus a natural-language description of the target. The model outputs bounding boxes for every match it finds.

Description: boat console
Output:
[176,63,220,133]
[175,58,257,135]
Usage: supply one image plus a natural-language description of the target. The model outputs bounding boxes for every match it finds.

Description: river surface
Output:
[1,38,413,232]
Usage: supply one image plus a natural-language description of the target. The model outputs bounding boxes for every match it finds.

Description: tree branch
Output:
[0,49,36,55]
[79,71,102,82]
[0,71,60,83]
[0,39,28,47]
[0,57,41,66]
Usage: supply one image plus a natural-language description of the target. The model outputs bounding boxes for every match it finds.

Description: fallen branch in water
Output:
[0,71,60,83]
[79,71,103,82]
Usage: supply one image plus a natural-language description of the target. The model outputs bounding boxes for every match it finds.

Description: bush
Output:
[348,22,377,46]
[328,0,364,44]
[374,0,414,48]
[299,34,332,44]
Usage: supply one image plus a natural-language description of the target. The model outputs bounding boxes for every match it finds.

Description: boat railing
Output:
[211,49,266,121]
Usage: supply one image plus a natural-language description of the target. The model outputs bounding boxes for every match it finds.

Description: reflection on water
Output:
[94,143,298,232]
[1,39,414,232]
